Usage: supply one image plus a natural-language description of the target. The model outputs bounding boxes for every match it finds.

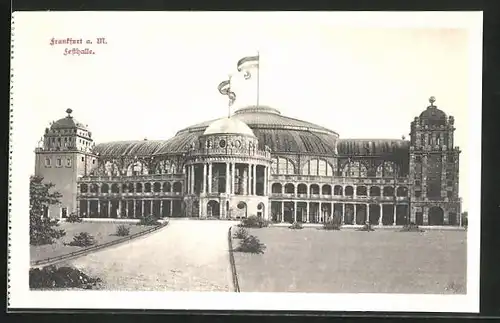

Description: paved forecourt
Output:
[69,219,236,292]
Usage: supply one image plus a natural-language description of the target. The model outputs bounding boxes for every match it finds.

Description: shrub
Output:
[289,221,303,230]
[30,217,66,246]
[68,232,96,247]
[400,222,425,232]
[233,227,249,239]
[324,212,342,230]
[65,212,83,223]
[29,265,102,290]
[116,224,131,236]
[235,235,266,254]
[137,214,160,226]
[357,222,375,232]
[240,215,269,228]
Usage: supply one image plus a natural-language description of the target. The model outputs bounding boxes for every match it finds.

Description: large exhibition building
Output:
[34,56,462,226]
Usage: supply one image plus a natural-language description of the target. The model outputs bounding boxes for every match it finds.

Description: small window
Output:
[92,159,96,164]
[66,158,72,167]
[415,191,421,198]
[415,156,421,163]
[45,157,51,167]
[61,207,68,218]
[447,181,453,187]
[415,180,421,186]
[56,158,62,167]
[64,137,67,142]
[81,157,85,162]
[58,137,61,142]
[447,191,453,198]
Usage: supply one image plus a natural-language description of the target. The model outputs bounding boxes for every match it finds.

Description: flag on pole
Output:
[237,55,259,79]
[218,78,236,106]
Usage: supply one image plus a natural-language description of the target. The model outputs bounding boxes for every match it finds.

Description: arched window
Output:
[342,160,367,177]
[321,184,332,195]
[127,183,134,193]
[297,184,308,194]
[309,184,320,195]
[271,157,296,175]
[127,160,149,176]
[271,183,283,193]
[345,186,354,196]
[383,186,394,197]
[153,182,161,193]
[356,186,367,196]
[111,184,119,193]
[144,183,152,193]
[173,182,182,193]
[397,186,408,197]
[302,159,334,176]
[163,182,171,192]
[369,186,381,196]
[136,183,143,193]
[334,185,343,195]
[284,183,295,194]
[80,184,88,193]
[101,183,109,193]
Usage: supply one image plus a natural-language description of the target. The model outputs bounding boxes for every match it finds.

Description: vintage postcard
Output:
[8,11,482,313]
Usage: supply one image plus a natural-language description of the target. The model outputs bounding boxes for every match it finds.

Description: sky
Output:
[12,11,482,211]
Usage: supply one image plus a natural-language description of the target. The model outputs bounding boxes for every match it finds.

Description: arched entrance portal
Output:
[257,202,265,219]
[428,206,444,225]
[237,201,247,219]
[207,200,220,218]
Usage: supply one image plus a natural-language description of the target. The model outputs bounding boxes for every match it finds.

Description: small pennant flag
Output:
[237,55,259,73]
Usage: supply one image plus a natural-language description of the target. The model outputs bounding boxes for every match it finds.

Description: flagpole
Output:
[256,51,260,108]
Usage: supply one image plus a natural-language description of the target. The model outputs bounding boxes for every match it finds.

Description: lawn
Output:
[233,227,467,294]
[30,222,153,263]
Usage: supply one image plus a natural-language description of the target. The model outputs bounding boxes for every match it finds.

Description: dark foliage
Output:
[240,215,270,228]
[323,211,342,230]
[137,214,160,226]
[68,232,96,247]
[116,225,131,236]
[29,176,66,245]
[29,265,102,289]
[235,235,266,254]
[289,221,303,230]
[65,212,83,223]
[357,222,375,232]
[233,227,249,239]
[400,222,425,232]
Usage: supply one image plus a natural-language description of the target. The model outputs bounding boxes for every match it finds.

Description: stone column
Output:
[252,165,257,196]
[141,200,145,217]
[208,163,212,194]
[366,203,370,224]
[393,204,397,225]
[97,200,101,217]
[246,165,251,195]
[353,204,357,225]
[306,202,310,223]
[125,201,129,218]
[170,200,173,217]
[342,203,345,224]
[185,166,189,194]
[86,201,89,218]
[159,200,163,217]
[202,163,207,194]
[330,203,333,221]
[378,205,383,225]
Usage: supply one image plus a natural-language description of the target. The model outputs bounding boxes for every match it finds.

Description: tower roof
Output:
[419,96,447,126]
[51,109,88,130]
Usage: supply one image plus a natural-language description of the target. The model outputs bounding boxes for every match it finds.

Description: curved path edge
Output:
[31,222,169,268]
[228,226,240,292]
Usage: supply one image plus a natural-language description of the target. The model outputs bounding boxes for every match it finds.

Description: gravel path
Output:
[69,220,236,292]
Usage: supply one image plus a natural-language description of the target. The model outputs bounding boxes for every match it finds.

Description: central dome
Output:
[203,117,255,137]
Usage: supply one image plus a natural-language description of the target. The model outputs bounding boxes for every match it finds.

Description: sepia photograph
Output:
[9,11,482,313]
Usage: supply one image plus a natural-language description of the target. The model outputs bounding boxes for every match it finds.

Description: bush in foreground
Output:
[400,223,425,232]
[240,215,270,228]
[357,222,375,232]
[29,265,102,289]
[137,214,160,226]
[289,221,303,230]
[65,212,83,223]
[323,212,342,230]
[116,224,131,236]
[233,227,249,239]
[235,235,266,254]
[68,232,96,247]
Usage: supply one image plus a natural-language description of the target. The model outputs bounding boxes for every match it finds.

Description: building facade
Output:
[34,97,462,226]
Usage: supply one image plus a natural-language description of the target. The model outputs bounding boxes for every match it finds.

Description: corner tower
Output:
[34,109,98,219]
[409,97,461,226]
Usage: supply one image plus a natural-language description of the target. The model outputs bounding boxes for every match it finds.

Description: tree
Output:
[29,176,66,245]
[461,211,468,228]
